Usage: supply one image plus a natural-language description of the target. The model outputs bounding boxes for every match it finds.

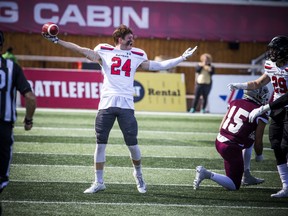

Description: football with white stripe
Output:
[42,22,59,36]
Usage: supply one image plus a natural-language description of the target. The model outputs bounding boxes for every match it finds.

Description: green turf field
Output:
[1,109,287,216]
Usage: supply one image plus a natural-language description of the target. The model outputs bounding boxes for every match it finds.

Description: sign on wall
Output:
[207,75,273,114]
[23,68,103,109]
[22,68,187,112]
[134,73,187,112]
[1,0,287,42]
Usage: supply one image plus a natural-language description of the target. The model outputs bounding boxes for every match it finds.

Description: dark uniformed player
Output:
[193,87,269,191]
[0,31,36,193]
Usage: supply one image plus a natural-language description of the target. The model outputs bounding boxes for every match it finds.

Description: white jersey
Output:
[264,60,288,101]
[94,43,148,110]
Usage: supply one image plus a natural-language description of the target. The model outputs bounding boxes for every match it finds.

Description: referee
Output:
[0,31,36,194]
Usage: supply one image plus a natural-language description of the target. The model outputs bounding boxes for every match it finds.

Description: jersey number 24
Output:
[111,57,131,77]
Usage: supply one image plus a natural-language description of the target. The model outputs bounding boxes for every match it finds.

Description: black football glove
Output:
[42,32,59,44]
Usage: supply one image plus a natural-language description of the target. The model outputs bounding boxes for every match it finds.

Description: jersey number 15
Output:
[222,106,249,134]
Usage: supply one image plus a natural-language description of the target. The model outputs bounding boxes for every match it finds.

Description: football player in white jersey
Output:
[42,24,197,194]
[228,35,288,198]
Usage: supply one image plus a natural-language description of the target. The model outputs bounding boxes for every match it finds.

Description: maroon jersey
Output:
[219,99,269,149]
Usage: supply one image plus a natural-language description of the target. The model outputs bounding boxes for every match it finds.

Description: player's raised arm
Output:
[227,73,270,91]
[57,40,100,62]
[140,46,197,71]
[41,22,100,62]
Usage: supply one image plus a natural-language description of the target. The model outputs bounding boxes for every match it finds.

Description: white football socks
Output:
[133,164,142,176]
[95,170,104,184]
[277,164,288,189]
[243,145,253,171]
[210,172,236,190]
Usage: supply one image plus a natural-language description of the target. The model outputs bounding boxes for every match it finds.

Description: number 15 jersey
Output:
[94,43,148,110]
[218,99,269,149]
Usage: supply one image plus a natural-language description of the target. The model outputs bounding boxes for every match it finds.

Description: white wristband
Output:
[262,104,271,113]
[241,83,248,90]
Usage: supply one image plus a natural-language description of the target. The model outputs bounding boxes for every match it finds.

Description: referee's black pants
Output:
[0,121,14,193]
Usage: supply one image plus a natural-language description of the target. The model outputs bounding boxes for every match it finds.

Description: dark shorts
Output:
[95,107,138,146]
[215,139,243,190]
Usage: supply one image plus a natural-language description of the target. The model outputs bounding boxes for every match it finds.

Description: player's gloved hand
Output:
[42,32,59,44]
[249,106,264,123]
[249,104,270,123]
[182,46,197,60]
[23,117,33,131]
[227,82,248,91]
[255,154,264,162]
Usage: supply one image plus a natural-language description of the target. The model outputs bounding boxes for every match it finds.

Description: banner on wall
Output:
[22,68,104,109]
[1,0,287,42]
[134,73,187,112]
[207,74,273,114]
[22,68,187,112]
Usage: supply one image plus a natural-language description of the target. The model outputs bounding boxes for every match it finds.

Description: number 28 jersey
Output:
[218,99,269,149]
[264,60,288,101]
[94,43,148,109]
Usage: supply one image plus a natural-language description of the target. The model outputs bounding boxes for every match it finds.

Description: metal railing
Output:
[16,55,263,72]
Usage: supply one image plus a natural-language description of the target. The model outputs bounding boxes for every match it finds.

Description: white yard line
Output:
[17,107,224,117]
[13,142,273,152]
[13,152,216,158]
[2,200,287,210]
[9,179,279,188]
[10,164,278,173]
[13,150,274,159]
[9,179,194,186]
[14,126,218,135]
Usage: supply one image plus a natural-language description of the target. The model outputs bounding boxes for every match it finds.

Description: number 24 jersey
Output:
[94,43,148,101]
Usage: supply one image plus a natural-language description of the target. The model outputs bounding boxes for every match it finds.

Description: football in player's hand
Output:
[42,22,59,36]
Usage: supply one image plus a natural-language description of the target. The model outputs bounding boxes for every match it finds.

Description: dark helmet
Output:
[243,86,270,105]
[266,35,288,62]
[0,31,4,46]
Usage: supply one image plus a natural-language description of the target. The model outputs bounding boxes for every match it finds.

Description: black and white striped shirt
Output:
[0,56,31,123]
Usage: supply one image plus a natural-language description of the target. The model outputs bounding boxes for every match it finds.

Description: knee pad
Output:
[124,130,138,146]
[127,145,141,161]
[94,144,107,163]
[96,130,109,144]
[118,113,138,145]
